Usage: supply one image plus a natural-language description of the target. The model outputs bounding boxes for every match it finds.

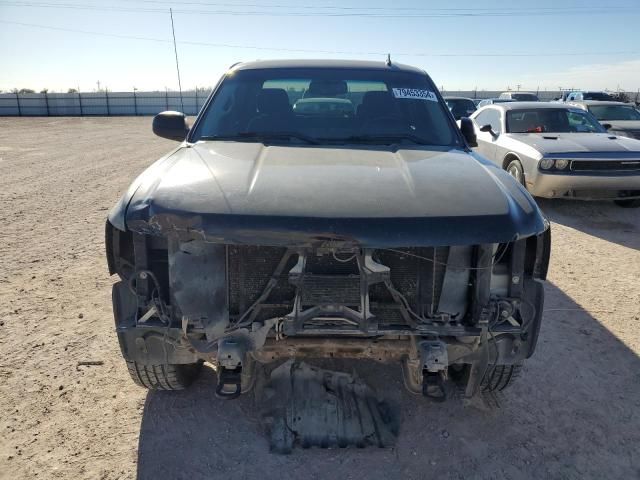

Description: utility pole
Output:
[170,8,184,112]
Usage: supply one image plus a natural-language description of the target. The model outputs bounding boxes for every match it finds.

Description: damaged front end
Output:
[106,215,550,401]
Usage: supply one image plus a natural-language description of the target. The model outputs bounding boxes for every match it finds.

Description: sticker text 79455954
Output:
[392,88,438,102]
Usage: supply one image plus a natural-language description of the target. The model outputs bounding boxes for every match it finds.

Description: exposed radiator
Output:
[226,246,450,324]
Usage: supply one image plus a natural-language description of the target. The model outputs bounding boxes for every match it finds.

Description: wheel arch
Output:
[502,152,522,170]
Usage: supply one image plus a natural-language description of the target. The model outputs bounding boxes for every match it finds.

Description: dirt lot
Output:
[1,117,639,480]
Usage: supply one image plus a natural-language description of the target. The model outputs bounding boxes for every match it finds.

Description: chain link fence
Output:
[0,90,212,116]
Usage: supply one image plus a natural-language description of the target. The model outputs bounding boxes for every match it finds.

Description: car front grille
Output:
[570,159,640,172]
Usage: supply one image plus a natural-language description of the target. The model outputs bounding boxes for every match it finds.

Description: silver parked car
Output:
[476,98,516,108]
[468,102,640,207]
[567,101,640,139]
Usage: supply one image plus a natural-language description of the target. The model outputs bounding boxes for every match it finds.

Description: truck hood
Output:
[112,141,546,247]
[506,132,640,156]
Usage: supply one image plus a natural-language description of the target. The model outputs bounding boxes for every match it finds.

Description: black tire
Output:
[505,159,526,187]
[614,198,640,208]
[481,364,522,392]
[126,361,202,390]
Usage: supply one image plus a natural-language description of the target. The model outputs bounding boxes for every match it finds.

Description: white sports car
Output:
[467,102,640,207]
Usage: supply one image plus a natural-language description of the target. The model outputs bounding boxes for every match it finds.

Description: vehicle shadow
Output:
[536,198,640,251]
[136,282,640,480]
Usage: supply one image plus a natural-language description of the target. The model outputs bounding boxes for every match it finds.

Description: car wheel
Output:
[126,361,203,390]
[505,159,526,187]
[614,198,640,208]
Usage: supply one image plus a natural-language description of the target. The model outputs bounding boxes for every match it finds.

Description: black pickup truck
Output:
[106,60,550,401]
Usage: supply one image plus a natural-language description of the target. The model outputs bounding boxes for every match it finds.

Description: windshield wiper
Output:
[338,134,429,145]
[201,131,320,145]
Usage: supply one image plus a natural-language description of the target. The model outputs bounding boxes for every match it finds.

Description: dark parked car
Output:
[106,60,550,403]
[444,96,476,120]
[499,91,540,101]
[568,101,640,139]
[566,91,614,101]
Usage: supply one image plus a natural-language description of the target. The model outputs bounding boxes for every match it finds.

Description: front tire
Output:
[614,198,640,208]
[505,159,526,187]
[126,361,202,390]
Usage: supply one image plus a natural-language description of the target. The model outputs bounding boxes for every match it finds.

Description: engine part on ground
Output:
[259,360,399,453]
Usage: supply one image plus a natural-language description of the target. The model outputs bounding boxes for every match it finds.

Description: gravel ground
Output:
[0,117,639,480]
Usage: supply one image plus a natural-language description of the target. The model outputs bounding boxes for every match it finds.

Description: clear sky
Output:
[1,0,639,93]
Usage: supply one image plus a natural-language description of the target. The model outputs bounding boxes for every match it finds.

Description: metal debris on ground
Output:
[259,360,399,454]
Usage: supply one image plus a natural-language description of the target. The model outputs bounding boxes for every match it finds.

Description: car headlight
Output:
[554,159,569,170]
[539,158,554,170]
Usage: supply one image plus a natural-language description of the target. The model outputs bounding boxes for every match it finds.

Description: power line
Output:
[2,20,638,58]
[32,0,640,13]
[1,1,639,17]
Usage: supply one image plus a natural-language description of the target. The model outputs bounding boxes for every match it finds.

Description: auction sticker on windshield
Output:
[392,88,438,101]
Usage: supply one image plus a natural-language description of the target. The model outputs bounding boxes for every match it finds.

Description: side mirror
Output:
[601,123,612,130]
[459,117,477,147]
[152,111,189,141]
[479,124,498,137]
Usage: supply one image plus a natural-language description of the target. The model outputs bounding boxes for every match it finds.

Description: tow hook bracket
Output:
[419,340,448,402]
[422,371,446,402]
[215,336,248,400]
[216,367,242,399]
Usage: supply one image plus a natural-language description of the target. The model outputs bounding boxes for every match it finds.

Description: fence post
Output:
[195,86,198,115]
[78,91,83,116]
[44,91,50,116]
[165,88,169,111]
[105,89,110,116]
[133,89,138,116]
[16,92,22,116]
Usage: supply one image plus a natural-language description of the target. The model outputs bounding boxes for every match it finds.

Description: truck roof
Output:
[228,59,426,75]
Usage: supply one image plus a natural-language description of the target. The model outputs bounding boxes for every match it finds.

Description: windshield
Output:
[588,105,640,121]
[445,98,476,119]
[506,108,606,133]
[191,68,459,146]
